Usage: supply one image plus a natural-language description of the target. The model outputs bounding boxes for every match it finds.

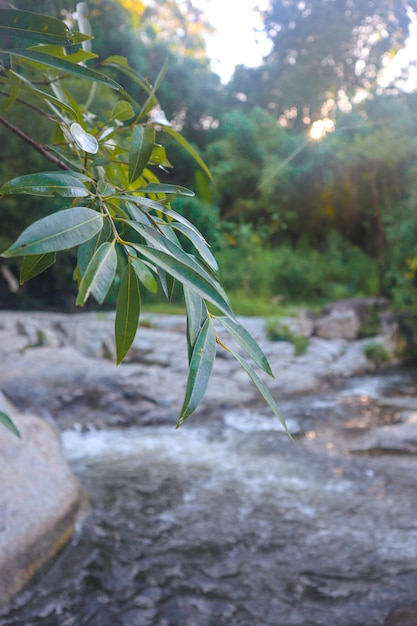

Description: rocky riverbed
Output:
[1,309,417,625]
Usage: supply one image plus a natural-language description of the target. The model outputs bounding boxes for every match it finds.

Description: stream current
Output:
[1,368,417,626]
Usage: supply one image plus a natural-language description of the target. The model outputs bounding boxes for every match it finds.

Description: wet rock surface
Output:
[0,312,417,625]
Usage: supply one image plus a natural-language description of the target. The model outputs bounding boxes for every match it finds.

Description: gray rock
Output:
[385,606,417,626]
[0,393,88,605]
[315,308,361,340]
[350,410,417,454]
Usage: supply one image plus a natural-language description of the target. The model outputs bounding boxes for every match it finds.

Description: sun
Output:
[310,118,335,141]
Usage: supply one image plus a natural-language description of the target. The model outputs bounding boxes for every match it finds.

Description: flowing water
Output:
[1,369,417,626]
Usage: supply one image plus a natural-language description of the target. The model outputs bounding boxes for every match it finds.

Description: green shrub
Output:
[266,319,309,356]
[363,341,391,365]
[216,231,378,305]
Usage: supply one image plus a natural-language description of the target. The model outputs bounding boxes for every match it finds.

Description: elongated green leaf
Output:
[128,126,155,183]
[0,9,77,46]
[216,317,273,376]
[2,83,19,111]
[102,56,153,96]
[77,219,112,276]
[132,244,235,318]
[0,411,20,439]
[148,204,205,239]
[127,221,229,308]
[76,242,117,306]
[162,126,213,182]
[184,286,208,361]
[177,317,216,427]
[20,252,56,284]
[45,146,84,171]
[129,256,158,293]
[0,171,90,197]
[158,267,170,300]
[133,183,194,197]
[127,221,221,289]
[28,45,98,64]
[228,347,291,437]
[0,72,81,122]
[115,262,140,364]
[6,49,120,89]
[124,202,153,227]
[113,194,169,212]
[2,207,103,258]
[171,222,218,273]
[139,58,168,119]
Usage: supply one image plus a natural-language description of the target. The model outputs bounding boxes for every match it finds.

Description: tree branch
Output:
[0,116,70,171]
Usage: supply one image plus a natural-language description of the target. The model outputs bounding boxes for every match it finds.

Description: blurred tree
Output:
[228,0,417,128]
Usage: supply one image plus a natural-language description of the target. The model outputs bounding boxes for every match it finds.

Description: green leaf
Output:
[97,181,116,197]
[0,411,20,439]
[0,171,90,197]
[228,347,291,437]
[162,126,213,182]
[0,72,81,122]
[0,9,76,46]
[171,222,218,273]
[127,221,228,303]
[20,252,56,284]
[102,56,153,96]
[2,83,19,111]
[113,194,169,213]
[112,100,135,122]
[146,204,202,237]
[150,144,172,168]
[138,58,169,119]
[77,219,112,276]
[2,207,103,258]
[115,261,140,364]
[216,317,273,376]
[124,202,153,227]
[177,317,216,427]
[133,183,195,197]
[129,255,158,293]
[76,242,117,306]
[28,44,98,64]
[6,49,120,90]
[132,244,235,318]
[128,126,155,183]
[45,146,85,171]
[184,286,208,361]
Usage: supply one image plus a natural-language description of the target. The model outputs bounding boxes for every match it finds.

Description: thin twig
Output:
[0,90,56,121]
[0,116,70,171]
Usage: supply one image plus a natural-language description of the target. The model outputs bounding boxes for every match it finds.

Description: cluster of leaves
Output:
[0,7,289,437]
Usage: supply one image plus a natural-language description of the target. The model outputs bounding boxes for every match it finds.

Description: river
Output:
[1,369,417,626]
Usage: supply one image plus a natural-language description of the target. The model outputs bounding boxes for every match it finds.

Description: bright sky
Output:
[191,0,271,82]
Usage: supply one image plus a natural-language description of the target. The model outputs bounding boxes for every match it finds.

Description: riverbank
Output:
[2,367,417,625]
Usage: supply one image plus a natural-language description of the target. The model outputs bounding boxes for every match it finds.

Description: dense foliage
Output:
[0,4,291,437]
[1,1,417,310]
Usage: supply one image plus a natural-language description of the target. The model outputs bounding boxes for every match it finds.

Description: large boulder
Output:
[0,392,89,605]
[315,308,361,340]
[315,297,391,341]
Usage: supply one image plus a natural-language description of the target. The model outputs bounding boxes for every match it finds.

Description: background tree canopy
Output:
[1,0,417,312]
